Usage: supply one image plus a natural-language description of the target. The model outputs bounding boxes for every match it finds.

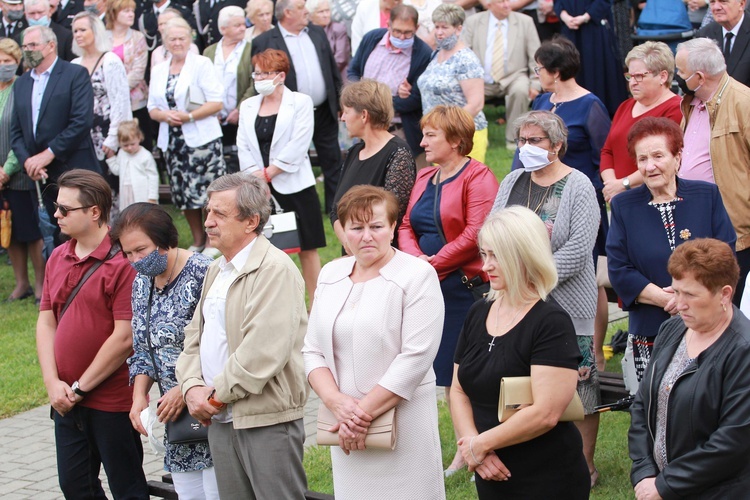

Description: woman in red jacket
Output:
[399,105,499,476]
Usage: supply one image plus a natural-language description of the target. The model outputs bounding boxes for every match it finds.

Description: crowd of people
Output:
[3,0,750,498]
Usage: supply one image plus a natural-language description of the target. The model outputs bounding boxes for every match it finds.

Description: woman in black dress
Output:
[451,206,590,499]
[330,79,416,252]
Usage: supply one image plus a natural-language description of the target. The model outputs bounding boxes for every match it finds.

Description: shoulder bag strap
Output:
[58,242,121,321]
[143,279,166,396]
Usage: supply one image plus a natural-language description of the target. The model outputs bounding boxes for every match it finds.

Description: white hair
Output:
[677,37,727,76]
[24,0,51,10]
[218,5,245,28]
[306,0,328,13]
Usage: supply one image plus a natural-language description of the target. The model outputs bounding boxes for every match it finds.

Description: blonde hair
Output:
[117,119,144,144]
[0,37,22,63]
[164,17,192,39]
[625,41,675,87]
[340,79,394,130]
[478,207,558,305]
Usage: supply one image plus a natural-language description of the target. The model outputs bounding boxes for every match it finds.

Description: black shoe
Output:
[7,287,34,302]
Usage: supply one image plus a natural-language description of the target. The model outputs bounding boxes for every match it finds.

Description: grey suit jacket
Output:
[461,11,541,91]
[697,13,750,89]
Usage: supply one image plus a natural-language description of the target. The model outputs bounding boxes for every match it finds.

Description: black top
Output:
[255,113,278,168]
[455,298,589,498]
[329,135,416,229]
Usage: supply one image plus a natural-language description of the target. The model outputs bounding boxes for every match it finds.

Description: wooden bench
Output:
[148,474,335,500]
[599,371,631,407]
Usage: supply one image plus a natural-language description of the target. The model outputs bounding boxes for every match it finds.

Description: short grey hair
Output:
[23,25,57,46]
[432,3,464,27]
[676,37,726,76]
[218,5,245,28]
[275,0,293,22]
[246,0,273,20]
[24,0,51,10]
[625,41,675,87]
[71,11,111,55]
[513,110,569,158]
[207,173,271,235]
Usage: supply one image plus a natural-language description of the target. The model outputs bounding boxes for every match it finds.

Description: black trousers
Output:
[313,102,342,214]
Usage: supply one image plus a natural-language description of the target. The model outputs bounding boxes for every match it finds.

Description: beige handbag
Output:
[498,376,584,423]
[316,405,397,450]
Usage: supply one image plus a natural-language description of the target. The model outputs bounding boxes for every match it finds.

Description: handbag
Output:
[262,195,301,254]
[186,84,206,112]
[143,280,208,445]
[498,376,584,423]
[432,167,490,301]
[316,405,397,450]
[0,196,11,249]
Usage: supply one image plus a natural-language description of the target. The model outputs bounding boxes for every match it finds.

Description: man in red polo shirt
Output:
[36,169,148,499]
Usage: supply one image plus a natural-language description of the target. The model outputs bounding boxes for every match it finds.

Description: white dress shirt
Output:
[483,15,508,84]
[31,57,59,140]
[278,24,327,106]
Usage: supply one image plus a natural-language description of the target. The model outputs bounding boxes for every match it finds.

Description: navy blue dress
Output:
[409,173,476,387]
[555,0,628,117]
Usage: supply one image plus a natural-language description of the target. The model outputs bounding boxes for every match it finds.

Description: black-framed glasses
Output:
[251,71,280,79]
[391,28,416,39]
[624,71,652,82]
[515,136,549,146]
[53,202,94,217]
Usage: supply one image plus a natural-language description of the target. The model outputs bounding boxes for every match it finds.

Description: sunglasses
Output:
[54,202,94,217]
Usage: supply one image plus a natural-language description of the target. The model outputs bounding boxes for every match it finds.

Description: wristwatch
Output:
[71,381,88,397]
[622,177,631,190]
[207,389,226,410]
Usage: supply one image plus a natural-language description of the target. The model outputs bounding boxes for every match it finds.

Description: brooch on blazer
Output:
[679,229,691,240]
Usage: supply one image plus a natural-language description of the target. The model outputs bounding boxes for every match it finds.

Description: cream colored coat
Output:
[176,235,308,429]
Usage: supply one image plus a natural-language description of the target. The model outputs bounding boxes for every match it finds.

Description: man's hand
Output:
[25,150,54,180]
[47,379,77,416]
[226,109,240,125]
[397,79,412,99]
[185,386,221,426]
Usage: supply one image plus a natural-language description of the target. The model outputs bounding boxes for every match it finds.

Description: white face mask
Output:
[255,78,279,96]
[518,143,554,172]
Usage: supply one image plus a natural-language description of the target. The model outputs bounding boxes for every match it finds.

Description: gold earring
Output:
[722,303,727,312]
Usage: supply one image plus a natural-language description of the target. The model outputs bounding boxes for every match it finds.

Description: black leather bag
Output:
[144,281,208,445]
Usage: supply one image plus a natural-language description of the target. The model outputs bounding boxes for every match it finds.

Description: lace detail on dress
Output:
[654,335,694,471]
[383,145,416,223]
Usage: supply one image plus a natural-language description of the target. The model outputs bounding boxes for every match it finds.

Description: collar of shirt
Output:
[690,97,706,112]
[62,232,114,263]
[723,13,744,38]
[489,14,508,32]
[31,56,59,81]
[379,31,413,55]
[278,24,308,38]
[216,38,246,64]
[216,237,257,275]
[154,0,172,15]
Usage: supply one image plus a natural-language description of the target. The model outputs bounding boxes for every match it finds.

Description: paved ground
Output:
[0,304,627,499]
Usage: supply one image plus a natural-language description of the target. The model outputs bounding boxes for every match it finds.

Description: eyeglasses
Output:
[251,71,280,79]
[53,202,94,217]
[624,71,652,82]
[515,136,549,146]
[391,28,416,39]
[21,41,48,51]
[533,66,543,75]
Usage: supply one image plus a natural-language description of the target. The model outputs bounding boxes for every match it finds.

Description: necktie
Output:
[491,24,505,83]
[724,32,734,60]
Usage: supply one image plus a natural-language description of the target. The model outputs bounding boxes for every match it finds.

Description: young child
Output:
[106,119,159,210]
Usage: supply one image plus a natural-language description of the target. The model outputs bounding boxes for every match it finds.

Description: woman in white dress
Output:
[303,185,446,500]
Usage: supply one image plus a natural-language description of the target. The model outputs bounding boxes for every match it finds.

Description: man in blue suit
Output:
[11,24,99,244]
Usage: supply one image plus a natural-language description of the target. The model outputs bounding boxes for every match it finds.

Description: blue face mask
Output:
[131,248,168,277]
[389,34,414,50]
[436,33,459,51]
[27,15,50,27]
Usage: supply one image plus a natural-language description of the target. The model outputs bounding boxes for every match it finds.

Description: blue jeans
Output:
[53,406,149,499]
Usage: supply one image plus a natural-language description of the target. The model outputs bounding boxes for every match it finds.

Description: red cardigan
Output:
[398,158,499,281]
[599,95,683,179]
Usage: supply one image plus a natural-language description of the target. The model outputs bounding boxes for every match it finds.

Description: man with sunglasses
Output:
[36,169,148,499]
[10,25,99,245]
[676,36,750,305]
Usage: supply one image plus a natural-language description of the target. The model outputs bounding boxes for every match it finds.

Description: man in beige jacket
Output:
[176,173,309,499]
